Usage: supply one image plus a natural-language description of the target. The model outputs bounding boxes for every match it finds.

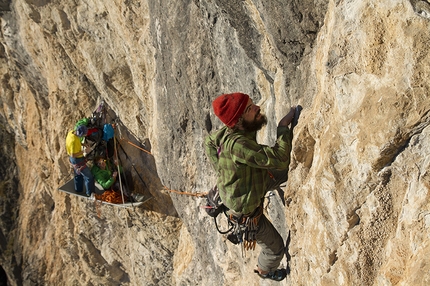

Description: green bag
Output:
[74,118,90,130]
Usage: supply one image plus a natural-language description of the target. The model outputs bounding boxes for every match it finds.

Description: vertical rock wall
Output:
[0,0,429,285]
[286,1,430,285]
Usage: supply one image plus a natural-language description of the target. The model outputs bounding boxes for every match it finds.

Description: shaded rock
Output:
[0,0,429,285]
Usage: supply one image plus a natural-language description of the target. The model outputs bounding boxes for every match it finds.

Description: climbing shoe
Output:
[254,268,287,282]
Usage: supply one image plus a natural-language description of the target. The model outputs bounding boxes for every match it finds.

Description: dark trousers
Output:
[70,157,95,195]
[256,214,285,272]
[256,168,288,271]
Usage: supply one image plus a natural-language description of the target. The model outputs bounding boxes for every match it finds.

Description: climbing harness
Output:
[70,159,88,175]
[226,206,262,252]
[203,184,262,253]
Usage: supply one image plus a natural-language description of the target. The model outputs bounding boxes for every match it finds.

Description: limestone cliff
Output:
[0,0,429,285]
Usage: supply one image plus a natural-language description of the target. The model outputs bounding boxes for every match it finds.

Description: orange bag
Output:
[95,190,129,204]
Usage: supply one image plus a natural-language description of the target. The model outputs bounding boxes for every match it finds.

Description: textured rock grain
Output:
[0,0,429,285]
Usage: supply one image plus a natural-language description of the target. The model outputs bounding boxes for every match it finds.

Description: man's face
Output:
[97,159,106,169]
[241,98,267,132]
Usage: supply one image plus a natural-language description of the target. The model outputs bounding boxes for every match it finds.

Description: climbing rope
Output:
[114,135,126,205]
[122,139,152,155]
[120,136,208,198]
[163,186,207,198]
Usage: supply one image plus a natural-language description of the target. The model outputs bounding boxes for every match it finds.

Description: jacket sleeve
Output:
[205,135,219,167]
[205,127,228,168]
[230,126,292,170]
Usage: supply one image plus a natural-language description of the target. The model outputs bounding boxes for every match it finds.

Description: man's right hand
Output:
[278,107,296,127]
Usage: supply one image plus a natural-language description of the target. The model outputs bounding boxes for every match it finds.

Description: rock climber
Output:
[91,156,145,202]
[205,92,296,282]
[66,125,95,197]
[91,156,120,191]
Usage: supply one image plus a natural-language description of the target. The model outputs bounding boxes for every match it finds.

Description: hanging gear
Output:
[203,186,227,217]
[226,206,262,250]
[203,185,262,251]
[204,195,266,253]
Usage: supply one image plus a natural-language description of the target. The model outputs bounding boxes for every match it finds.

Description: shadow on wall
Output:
[114,121,179,217]
[0,124,22,286]
[0,265,7,286]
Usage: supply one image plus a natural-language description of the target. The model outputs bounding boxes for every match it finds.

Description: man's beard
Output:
[242,113,268,132]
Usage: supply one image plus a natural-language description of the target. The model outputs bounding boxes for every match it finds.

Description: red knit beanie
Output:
[212,93,249,128]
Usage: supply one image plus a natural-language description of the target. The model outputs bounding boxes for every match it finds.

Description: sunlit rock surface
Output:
[0,0,429,285]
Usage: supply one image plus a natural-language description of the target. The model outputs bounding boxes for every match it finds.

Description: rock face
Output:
[0,0,429,285]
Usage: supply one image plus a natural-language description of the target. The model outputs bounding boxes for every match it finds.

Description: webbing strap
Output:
[70,159,88,174]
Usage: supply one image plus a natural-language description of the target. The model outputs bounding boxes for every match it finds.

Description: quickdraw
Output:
[227,206,263,252]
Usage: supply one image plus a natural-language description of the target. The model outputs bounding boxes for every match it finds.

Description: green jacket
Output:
[205,125,292,214]
[91,163,123,190]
